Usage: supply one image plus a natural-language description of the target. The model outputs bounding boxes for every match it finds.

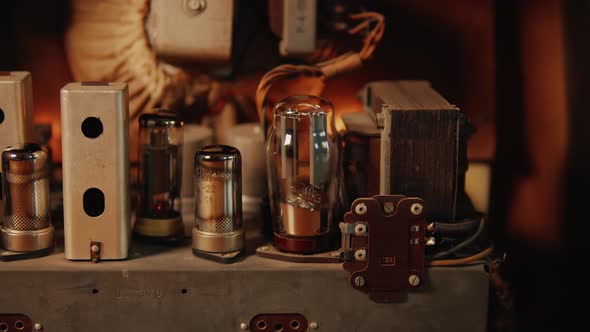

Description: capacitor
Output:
[224,123,266,216]
[192,145,244,263]
[1,143,54,253]
[135,110,184,240]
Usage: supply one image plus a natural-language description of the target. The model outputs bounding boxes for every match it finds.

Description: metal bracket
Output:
[90,242,102,263]
[341,195,427,303]
[0,313,36,331]
[256,244,341,263]
[339,222,369,236]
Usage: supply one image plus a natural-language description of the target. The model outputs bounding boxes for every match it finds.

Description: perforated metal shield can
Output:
[1,143,54,252]
[192,145,244,255]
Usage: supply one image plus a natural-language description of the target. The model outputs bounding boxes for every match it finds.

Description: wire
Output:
[255,11,386,133]
[349,12,385,60]
[431,216,485,259]
[427,246,493,267]
[429,216,481,236]
[255,64,325,133]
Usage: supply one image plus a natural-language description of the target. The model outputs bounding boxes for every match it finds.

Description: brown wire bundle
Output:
[349,12,386,60]
[256,11,386,128]
[427,246,494,267]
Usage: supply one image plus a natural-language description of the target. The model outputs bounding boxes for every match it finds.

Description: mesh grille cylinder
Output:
[1,143,53,251]
[192,145,244,255]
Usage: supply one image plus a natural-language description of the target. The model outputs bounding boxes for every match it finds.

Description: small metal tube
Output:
[1,143,54,252]
[192,145,244,260]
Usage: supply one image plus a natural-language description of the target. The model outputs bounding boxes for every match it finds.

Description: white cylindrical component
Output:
[181,124,214,197]
[181,124,213,235]
[225,123,266,213]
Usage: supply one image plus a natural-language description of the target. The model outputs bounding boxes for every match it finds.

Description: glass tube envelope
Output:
[266,95,340,254]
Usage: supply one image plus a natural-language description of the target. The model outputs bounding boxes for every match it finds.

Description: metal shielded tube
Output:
[1,143,54,252]
[192,145,244,260]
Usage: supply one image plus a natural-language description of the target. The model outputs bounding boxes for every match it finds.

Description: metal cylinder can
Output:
[192,145,244,256]
[1,143,54,252]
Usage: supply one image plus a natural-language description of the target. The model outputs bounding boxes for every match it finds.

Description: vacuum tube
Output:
[192,145,244,263]
[266,95,340,254]
[1,144,54,254]
[135,110,183,240]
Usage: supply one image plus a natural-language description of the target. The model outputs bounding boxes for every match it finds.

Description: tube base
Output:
[1,225,54,252]
[192,227,244,254]
[134,216,183,238]
[273,232,335,254]
[192,248,244,264]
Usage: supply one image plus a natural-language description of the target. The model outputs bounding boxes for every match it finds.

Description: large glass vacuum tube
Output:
[266,95,340,254]
[135,110,183,239]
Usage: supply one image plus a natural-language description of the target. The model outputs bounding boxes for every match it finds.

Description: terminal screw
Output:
[354,276,366,287]
[383,201,395,214]
[354,249,367,261]
[354,224,367,236]
[185,0,206,14]
[410,203,423,215]
[355,203,368,215]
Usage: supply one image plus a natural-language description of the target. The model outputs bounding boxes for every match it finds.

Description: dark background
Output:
[1,0,581,330]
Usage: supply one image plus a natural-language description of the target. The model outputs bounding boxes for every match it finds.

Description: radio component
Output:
[135,111,183,241]
[0,72,34,152]
[248,313,309,332]
[192,145,244,263]
[0,313,34,332]
[180,124,213,236]
[340,111,381,206]
[225,123,266,214]
[1,144,53,254]
[269,0,317,56]
[266,95,340,254]
[341,195,427,303]
[61,82,131,261]
[146,0,234,62]
[359,80,475,222]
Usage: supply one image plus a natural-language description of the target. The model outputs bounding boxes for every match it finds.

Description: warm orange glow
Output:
[508,0,567,249]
